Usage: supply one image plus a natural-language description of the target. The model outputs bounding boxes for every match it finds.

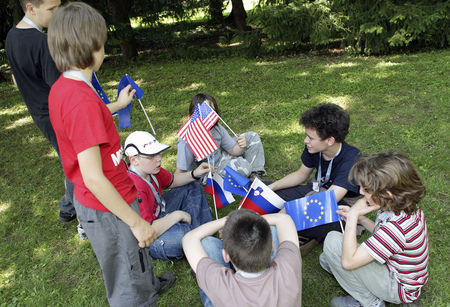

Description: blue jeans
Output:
[198,226,279,307]
[149,181,213,260]
[33,114,75,215]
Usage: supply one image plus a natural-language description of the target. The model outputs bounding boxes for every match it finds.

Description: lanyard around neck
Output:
[129,165,166,211]
[22,16,43,33]
[63,70,100,98]
[317,143,342,187]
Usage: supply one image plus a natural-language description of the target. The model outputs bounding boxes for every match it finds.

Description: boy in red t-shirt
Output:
[124,131,213,260]
[47,3,174,306]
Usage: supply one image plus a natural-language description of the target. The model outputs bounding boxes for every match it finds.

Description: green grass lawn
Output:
[1,49,449,306]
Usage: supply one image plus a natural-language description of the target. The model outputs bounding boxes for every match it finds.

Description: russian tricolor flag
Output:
[239,178,285,215]
[205,172,235,209]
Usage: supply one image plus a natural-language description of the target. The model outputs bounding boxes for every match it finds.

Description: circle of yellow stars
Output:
[227,176,242,188]
[303,199,324,223]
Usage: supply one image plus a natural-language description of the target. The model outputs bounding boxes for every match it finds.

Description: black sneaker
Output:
[402,297,421,307]
[59,210,77,222]
[157,272,176,295]
[298,235,318,257]
[249,171,263,182]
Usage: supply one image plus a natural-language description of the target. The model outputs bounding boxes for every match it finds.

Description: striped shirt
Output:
[362,209,429,303]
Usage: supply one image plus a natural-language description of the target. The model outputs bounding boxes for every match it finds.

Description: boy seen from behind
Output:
[183,209,302,307]
[47,3,174,306]
[5,0,76,222]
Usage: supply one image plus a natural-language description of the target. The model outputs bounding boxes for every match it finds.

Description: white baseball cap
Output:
[124,131,170,156]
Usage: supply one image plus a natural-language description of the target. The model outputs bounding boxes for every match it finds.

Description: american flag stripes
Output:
[178,105,218,161]
[177,102,219,139]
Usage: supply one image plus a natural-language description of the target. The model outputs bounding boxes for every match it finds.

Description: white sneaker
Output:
[77,223,87,240]
[331,296,385,307]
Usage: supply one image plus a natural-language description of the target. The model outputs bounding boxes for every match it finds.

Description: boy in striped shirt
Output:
[320,151,428,307]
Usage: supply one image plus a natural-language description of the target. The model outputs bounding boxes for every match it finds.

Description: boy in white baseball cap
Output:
[125,131,213,260]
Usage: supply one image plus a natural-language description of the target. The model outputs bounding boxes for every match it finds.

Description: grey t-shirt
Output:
[176,124,236,171]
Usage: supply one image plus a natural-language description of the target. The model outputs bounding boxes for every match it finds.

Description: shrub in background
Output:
[335,0,450,54]
[246,0,450,55]
[246,0,343,53]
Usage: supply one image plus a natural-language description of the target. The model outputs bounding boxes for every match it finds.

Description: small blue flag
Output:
[92,72,114,113]
[284,190,341,231]
[223,166,251,197]
[117,74,145,129]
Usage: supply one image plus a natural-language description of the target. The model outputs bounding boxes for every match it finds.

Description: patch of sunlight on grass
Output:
[129,0,259,27]
[4,116,33,130]
[375,61,402,68]
[255,61,289,67]
[0,201,11,214]
[315,95,352,109]
[0,267,15,289]
[217,91,232,98]
[33,245,49,258]
[178,83,205,92]
[0,105,27,116]
[294,71,310,77]
[325,62,358,70]
[44,151,58,158]
[267,121,303,135]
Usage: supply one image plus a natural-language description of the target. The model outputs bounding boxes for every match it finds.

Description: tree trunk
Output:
[230,0,251,31]
[106,0,138,60]
[209,0,224,24]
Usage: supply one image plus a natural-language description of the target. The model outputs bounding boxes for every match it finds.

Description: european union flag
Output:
[117,74,145,129]
[92,72,113,111]
[284,190,340,231]
[223,166,250,197]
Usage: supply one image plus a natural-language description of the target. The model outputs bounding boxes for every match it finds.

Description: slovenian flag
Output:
[284,190,340,231]
[116,74,145,129]
[205,172,235,209]
[239,178,285,215]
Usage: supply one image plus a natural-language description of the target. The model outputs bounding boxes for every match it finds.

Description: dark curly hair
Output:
[300,103,350,142]
[349,151,426,215]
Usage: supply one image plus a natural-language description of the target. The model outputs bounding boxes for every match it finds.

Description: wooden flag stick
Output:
[218,116,237,138]
[207,156,219,220]
[238,180,254,210]
[339,219,345,234]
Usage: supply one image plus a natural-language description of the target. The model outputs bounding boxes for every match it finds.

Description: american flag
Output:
[179,105,218,161]
[177,102,219,138]
[199,101,219,129]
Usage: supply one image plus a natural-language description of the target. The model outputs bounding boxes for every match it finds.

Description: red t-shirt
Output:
[128,168,174,223]
[49,76,136,211]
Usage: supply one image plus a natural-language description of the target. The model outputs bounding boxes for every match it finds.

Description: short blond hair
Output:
[47,2,107,72]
